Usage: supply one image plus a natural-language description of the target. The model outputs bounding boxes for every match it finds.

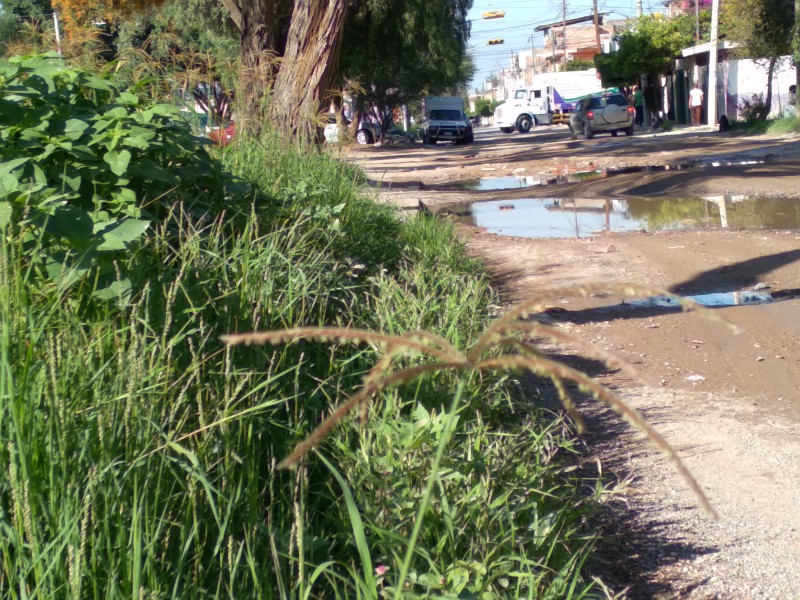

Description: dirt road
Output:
[347,125,800,598]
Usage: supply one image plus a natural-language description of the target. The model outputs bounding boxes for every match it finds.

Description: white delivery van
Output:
[421,97,474,145]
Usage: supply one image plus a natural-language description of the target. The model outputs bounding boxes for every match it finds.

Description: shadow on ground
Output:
[523,353,718,598]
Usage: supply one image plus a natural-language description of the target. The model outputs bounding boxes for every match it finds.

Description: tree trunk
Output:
[347,95,366,138]
[757,57,777,121]
[270,0,348,142]
[238,0,286,133]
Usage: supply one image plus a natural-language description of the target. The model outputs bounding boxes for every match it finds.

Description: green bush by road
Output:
[0,55,602,598]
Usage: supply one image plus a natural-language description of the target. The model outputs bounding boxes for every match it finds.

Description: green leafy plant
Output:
[223,283,723,593]
[739,93,769,122]
[0,52,228,299]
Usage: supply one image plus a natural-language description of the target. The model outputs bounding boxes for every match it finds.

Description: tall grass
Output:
[0,131,605,597]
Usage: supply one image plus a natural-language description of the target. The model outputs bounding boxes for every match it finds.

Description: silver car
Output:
[569,93,634,139]
[323,115,381,144]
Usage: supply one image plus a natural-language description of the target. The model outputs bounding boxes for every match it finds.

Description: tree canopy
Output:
[722,0,794,60]
[339,0,473,121]
[594,14,698,88]
[721,0,796,119]
[3,0,479,140]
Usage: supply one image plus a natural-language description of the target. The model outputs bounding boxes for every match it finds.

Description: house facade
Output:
[677,41,796,124]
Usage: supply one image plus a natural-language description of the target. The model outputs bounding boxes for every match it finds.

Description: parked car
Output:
[568,92,634,139]
[323,115,381,144]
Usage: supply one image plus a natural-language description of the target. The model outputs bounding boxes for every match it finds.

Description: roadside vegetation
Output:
[0,51,610,596]
[756,115,800,134]
[5,0,773,593]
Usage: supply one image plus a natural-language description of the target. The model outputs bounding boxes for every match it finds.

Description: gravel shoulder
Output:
[355,125,800,598]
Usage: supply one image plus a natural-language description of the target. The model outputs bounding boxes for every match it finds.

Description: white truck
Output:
[493,69,605,133]
[421,96,474,145]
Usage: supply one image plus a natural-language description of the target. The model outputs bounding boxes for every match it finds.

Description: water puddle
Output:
[443,171,604,191]
[445,195,800,237]
[629,290,774,308]
[439,158,768,192]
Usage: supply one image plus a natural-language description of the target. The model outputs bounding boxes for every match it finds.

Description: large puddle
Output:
[447,195,800,237]
[443,158,768,192]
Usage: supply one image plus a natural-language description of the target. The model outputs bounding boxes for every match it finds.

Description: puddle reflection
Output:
[448,196,800,238]
[441,159,768,193]
[630,290,774,308]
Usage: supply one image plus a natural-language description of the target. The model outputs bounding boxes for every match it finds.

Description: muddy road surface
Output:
[344,124,800,598]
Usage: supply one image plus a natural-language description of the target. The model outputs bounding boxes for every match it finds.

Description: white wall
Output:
[723,56,796,120]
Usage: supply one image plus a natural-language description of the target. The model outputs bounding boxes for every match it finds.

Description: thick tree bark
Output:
[757,57,777,121]
[237,0,287,132]
[219,0,243,30]
[270,0,348,141]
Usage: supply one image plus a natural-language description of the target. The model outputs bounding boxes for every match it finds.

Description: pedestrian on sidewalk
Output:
[633,86,644,127]
[689,82,704,126]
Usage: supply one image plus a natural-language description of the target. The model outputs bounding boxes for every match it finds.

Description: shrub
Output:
[739,93,768,122]
[0,53,231,300]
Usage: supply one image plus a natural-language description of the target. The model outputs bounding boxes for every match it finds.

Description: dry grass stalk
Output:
[222,284,727,519]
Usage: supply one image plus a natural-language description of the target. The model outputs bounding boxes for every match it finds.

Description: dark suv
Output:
[569,92,634,139]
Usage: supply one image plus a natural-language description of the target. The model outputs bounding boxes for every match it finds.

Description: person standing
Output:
[633,86,644,127]
[689,82,704,126]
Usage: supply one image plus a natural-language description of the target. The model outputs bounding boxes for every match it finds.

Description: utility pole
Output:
[53,11,63,57]
[530,34,536,79]
[561,0,567,69]
[695,0,700,43]
[593,0,601,54]
[707,0,720,126]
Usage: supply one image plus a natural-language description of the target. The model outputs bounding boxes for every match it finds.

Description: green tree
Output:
[595,14,696,88]
[565,59,594,71]
[722,0,795,120]
[595,14,697,116]
[337,0,473,132]
[0,0,53,53]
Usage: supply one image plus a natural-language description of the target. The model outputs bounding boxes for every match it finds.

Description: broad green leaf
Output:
[0,202,11,228]
[0,62,20,79]
[103,149,132,177]
[60,169,82,192]
[0,175,20,196]
[63,118,90,139]
[83,74,113,91]
[96,218,149,251]
[129,126,156,141]
[111,187,136,205]
[130,159,179,185]
[45,205,94,248]
[105,106,129,120]
[0,157,30,175]
[122,136,150,150]
[117,92,139,106]
[27,73,56,95]
[0,100,24,123]
[37,143,57,161]
[92,277,132,301]
[150,104,181,117]
[45,251,93,287]
[32,163,46,186]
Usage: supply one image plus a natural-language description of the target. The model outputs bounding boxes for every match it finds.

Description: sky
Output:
[466,0,664,91]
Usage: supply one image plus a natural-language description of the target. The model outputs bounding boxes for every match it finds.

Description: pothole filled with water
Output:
[437,158,769,192]
[444,195,800,238]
